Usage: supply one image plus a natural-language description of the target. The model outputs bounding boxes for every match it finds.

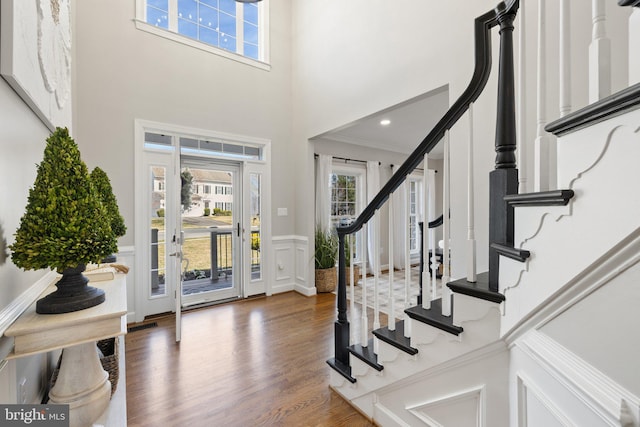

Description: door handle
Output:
[237,222,240,237]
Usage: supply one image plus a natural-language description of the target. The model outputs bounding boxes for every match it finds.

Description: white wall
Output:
[72,0,295,246]
[292,0,502,280]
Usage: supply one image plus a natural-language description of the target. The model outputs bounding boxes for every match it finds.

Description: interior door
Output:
[179,160,242,307]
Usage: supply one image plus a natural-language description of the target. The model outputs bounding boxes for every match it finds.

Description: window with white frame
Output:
[409,178,423,254]
[329,164,365,262]
[137,0,268,64]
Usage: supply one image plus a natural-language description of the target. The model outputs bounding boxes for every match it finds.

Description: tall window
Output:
[409,179,423,254]
[138,0,266,62]
[330,173,357,228]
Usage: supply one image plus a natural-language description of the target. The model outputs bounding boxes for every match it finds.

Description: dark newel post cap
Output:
[618,0,640,6]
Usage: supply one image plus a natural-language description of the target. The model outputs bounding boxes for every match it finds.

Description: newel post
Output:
[489,3,519,292]
[334,233,350,364]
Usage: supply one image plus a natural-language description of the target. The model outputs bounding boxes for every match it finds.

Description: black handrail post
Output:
[334,232,350,367]
[489,2,519,292]
[418,222,424,305]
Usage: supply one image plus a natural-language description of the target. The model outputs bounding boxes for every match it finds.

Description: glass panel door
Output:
[180,161,242,306]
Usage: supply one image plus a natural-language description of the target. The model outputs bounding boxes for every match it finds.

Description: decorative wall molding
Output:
[516,371,574,426]
[0,271,56,338]
[518,330,640,426]
[407,385,485,427]
[271,235,311,295]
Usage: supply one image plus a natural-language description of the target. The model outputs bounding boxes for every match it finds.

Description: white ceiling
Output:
[314,85,450,159]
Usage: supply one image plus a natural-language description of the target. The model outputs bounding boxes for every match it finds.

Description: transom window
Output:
[137,0,268,65]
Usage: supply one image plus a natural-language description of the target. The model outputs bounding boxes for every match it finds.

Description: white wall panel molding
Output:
[115,245,135,323]
[518,330,640,426]
[504,226,640,343]
[406,385,485,427]
[271,235,311,295]
[516,371,574,427]
[0,271,56,343]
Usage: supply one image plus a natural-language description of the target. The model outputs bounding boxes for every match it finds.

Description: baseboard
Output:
[294,283,317,297]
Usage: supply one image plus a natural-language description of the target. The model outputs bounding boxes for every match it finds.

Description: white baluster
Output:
[442,131,452,317]
[349,233,356,343]
[560,0,572,117]
[361,223,368,347]
[422,153,431,310]
[589,0,611,102]
[388,195,395,331]
[467,104,477,283]
[404,180,411,338]
[517,5,527,194]
[534,0,553,192]
[630,8,640,85]
[373,211,380,331]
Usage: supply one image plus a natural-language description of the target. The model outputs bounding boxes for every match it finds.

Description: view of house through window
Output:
[144,0,262,60]
[330,173,357,228]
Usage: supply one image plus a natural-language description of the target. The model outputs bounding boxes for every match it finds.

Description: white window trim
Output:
[134,0,271,71]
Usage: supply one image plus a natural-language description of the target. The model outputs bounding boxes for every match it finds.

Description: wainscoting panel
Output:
[272,235,310,295]
[116,246,135,323]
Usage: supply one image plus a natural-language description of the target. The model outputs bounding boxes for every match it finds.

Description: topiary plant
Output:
[91,167,126,238]
[9,127,117,313]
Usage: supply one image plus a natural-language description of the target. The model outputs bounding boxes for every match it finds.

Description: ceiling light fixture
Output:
[380,119,391,126]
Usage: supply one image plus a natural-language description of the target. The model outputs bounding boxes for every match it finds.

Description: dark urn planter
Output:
[36,264,105,314]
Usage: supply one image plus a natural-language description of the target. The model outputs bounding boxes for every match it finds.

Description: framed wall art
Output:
[1,0,72,131]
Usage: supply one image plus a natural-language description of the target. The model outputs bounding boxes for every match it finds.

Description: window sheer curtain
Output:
[391,165,437,269]
[315,154,332,232]
[366,161,380,272]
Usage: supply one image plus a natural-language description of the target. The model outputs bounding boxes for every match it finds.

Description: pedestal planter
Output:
[315,266,337,293]
[36,264,105,314]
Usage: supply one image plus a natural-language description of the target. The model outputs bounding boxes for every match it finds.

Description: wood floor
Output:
[125,292,376,427]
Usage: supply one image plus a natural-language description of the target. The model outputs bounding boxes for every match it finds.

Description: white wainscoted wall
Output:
[115,247,136,323]
[271,235,312,296]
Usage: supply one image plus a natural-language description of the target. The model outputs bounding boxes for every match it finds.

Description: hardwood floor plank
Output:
[126,292,375,427]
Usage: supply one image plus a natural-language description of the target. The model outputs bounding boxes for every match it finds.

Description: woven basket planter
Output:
[315,267,337,293]
[345,266,361,285]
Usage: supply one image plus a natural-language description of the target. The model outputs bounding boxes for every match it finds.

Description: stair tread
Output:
[348,338,384,371]
[504,189,574,206]
[405,299,464,336]
[447,272,505,303]
[327,358,357,383]
[372,320,418,355]
[490,243,530,262]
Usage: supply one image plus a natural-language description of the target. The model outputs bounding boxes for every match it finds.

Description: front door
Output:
[179,160,242,307]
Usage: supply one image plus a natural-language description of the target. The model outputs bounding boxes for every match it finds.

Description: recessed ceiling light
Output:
[380,119,391,126]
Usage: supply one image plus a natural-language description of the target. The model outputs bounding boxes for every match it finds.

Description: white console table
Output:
[4,274,127,427]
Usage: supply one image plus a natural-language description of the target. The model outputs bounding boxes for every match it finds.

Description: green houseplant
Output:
[314,226,338,293]
[91,167,126,262]
[10,127,117,314]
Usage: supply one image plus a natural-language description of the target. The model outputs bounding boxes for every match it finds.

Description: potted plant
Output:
[91,167,126,262]
[314,226,338,293]
[10,127,117,314]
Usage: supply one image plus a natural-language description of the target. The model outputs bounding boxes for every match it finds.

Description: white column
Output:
[361,223,369,347]
[517,6,527,194]
[534,0,553,192]
[422,154,432,309]
[349,233,356,343]
[442,131,452,317]
[589,0,611,102]
[467,104,477,283]
[560,0,572,117]
[373,212,380,331]
[630,8,640,85]
[388,195,396,331]
[404,181,411,338]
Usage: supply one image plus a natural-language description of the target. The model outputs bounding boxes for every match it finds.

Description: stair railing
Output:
[328,0,520,382]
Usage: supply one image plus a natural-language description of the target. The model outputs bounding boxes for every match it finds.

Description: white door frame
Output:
[134,119,271,323]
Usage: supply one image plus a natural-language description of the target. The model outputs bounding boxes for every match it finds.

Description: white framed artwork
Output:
[0,0,72,131]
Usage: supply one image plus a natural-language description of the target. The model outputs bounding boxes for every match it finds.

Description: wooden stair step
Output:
[405,298,463,336]
[372,320,418,356]
[348,338,384,371]
[490,243,530,262]
[504,189,574,206]
[327,357,356,383]
[447,272,505,304]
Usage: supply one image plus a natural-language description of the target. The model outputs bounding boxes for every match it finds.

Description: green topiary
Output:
[9,127,117,273]
[91,167,127,238]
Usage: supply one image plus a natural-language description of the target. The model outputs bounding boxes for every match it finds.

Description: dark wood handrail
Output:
[336,0,519,238]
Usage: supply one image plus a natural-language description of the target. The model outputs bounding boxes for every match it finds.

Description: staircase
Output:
[326,1,640,425]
